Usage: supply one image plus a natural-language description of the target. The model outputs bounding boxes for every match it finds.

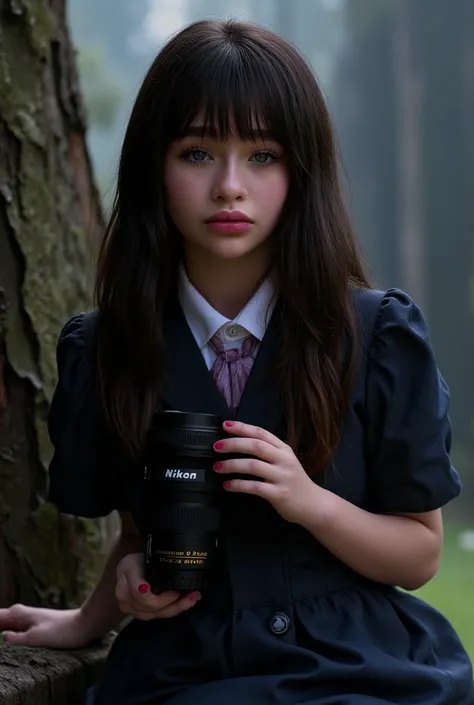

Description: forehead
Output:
[163,45,294,146]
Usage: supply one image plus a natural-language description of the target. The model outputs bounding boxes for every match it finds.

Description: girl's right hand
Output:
[115,553,202,620]
[0,605,91,649]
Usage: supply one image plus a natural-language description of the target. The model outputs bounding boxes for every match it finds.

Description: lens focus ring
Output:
[156,427,219,451]
[157,504,221,533]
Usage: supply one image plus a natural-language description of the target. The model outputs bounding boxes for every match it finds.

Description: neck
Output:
[183,247,271,319]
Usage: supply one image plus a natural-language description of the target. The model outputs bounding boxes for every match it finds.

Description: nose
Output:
[212,158,247,203]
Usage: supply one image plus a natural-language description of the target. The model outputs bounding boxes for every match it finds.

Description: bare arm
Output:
[299,486,443,591]
[0,511,201,648]
[78,511,142,642]
[210,420,444,592]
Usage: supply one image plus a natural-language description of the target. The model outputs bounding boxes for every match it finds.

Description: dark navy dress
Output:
[48,288,474,705]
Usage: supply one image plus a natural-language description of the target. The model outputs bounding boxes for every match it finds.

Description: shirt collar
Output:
[178,267,275,350]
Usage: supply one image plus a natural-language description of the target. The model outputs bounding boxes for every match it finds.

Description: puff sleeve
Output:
[366,289,461,513]
[47,314,129,517]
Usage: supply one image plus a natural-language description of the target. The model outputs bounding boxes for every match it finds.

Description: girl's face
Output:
[164,121,289,267]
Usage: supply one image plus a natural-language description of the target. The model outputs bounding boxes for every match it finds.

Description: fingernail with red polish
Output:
[214,462,223,471]
[223,481,231,490]
[224,421,234,428]
[138,584,149,594]
[214,441,225,450]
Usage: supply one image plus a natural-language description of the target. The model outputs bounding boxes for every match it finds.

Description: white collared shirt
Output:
[178,268,275,369]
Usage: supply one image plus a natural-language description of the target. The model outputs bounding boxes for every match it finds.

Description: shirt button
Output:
[268,612,291,635]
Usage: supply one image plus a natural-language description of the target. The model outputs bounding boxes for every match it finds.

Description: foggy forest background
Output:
[68,0,474,655]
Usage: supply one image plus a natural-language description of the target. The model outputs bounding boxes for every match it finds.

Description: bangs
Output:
[162,44,292,145]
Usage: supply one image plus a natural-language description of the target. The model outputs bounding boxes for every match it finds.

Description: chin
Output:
[208,243,260,261]
[185,231,271,263]
[194,234,261,260]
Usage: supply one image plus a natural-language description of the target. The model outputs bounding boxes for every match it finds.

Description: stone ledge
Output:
[0,639,112,705]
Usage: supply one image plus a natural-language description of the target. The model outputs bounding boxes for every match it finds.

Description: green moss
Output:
[33,500,59,532]
[21,503,105,606]
[23,0,55,60]
[0,22,45,145]
[0,1,90,397]
[19,143,53,223]
[35,408,52,470]
[0,0,108,611]
[15,138,89,396]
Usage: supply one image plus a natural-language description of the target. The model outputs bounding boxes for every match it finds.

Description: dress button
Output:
[268,612,291,635]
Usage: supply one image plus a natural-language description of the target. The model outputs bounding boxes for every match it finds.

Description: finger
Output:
[117,601,163,621]
[118,599,169,620]
[120,592,201,621]
[116,573,183,614]
[0,605,31,631]
[115,574,161,615]
[2,629,37,646]
[215,436,279,462]
[118,553,146,586]
[214,457,275,480]
[224,477,277,498]
[151,593,201,619]
[115,573,131,605]
[131,586,184,611]
[222,421,285,448]
[119,555,182,607]
[123,572,184,611]
[131,591,184,613]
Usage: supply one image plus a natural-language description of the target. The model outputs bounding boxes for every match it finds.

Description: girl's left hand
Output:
[213,420,318,524]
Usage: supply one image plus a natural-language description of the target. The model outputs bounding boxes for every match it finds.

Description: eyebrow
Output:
[182,126,277,141]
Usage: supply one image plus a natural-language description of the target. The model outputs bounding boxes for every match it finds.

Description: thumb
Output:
[3,630,30,645]
[122,555,148,590]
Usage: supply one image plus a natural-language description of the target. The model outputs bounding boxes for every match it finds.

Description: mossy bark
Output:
[0,0,115,609]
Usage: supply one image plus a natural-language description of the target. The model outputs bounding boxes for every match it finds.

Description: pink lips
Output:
[205,210,254,233]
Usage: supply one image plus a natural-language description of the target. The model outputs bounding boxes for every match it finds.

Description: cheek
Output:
[164,162,204,215]
[258,172,289,220]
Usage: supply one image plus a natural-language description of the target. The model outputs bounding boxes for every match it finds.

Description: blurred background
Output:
[68,0,474,656]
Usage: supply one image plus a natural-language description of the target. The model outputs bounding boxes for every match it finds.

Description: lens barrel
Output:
[144,411,223,592]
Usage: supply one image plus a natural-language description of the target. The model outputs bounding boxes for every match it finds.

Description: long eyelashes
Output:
[180,146,209,165]
[179,145,282,168]
[252,150,281,166]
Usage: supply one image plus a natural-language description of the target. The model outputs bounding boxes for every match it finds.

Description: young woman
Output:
[0,19,472,705]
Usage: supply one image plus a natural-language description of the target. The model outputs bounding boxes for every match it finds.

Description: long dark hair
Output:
[95,19,370,470]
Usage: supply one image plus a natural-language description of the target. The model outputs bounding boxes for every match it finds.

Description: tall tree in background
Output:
[411,0,474,471]
[0,0,111,609]
[392,0,425,308]
[335,0,474,483]
[334,2,399,287]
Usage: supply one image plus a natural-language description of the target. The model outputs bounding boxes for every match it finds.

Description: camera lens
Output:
[144,410,222,593]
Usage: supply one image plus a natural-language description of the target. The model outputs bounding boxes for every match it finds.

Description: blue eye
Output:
[252,151,280,166]
[179,146,281,166]
[183,148,209,163]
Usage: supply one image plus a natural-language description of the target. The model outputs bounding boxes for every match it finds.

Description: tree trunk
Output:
[0,0,114,609]
[392,0,426,309]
